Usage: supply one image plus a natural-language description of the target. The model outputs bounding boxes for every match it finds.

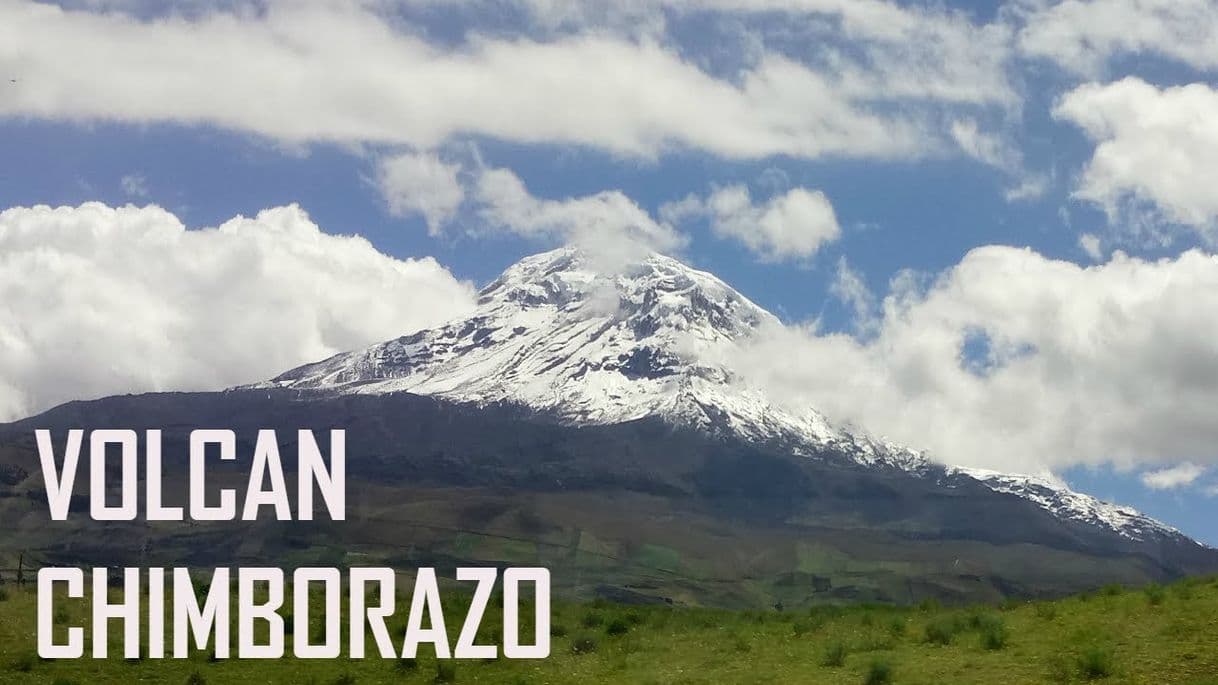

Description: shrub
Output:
[7,652,35,673]
[1100,584,1123,597]
[52,679,80,685]
[0,587,8,601]
[580,612,604,628]
[917,598,940,612]
[1144,584,1166,606]
[1035,602,1058,620]
[330,674,356,685]
[605,618,630,637]
[978,616,1008,651]
[819,641,847,668]
[1077,646,1115,680]
[924,617,959,645]
[864,657,893,685]
[184,673,206,685]
[625,611,644,626]
[434,663,457,683]
[395,658,418,672]
[888,617,906,638]
[571,635,598,655]
[792,620,812,637]
[550,623,569,638]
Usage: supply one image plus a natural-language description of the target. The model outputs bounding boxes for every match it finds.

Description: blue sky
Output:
[3,0,1218,542]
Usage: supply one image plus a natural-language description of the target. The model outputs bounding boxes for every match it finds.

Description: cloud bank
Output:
[729,246,1218,474]
[0,202,476,421]
[0,0,1013,161]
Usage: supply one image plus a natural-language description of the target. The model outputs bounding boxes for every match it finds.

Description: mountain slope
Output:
[263,247,1192,547]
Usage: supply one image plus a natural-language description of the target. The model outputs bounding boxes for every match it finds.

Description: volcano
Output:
[2,247,1213,607]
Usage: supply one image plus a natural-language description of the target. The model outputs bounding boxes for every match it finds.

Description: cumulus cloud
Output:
[1020,0,1218,75]
[0,202,476,421]
[663,185,841,262]
[727,246,1218,474]
[1141,462,1205,491]
[374,151,465,234]
[0,0,1013,161]
[474,166,686,266]
[1055,78,1218,242]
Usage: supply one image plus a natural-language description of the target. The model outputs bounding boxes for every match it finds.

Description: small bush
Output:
[978,616,1008,651]
[184,673,206,685]
[792,620,812,637]
[1077,646,1115,680]
[819,641,847,668]
[864,657,893,685]
[917,598,940,612]
[580,612,604,628]
[605,618,630,637]
[1144,584,1166,606]
[571,635,598,655]
[0,587,9,601]
[7,652,35,673]
[888,617,906,638]
[624,611,644,626]
[434,662,457,683]
[1035,602,1058,620]
[53,678,81,685]
[1100,584,1123,597]
[550,623,569,638]
[924,617,959,645]
[395,658,419,672]
[731,634,751,653]
[330,674,357,685]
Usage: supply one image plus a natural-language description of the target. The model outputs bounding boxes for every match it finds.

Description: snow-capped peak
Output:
[266,246,853,447]
[260,247,1190,544]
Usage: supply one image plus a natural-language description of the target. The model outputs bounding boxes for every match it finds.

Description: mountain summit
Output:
[265,247,1188,546]
[267,247,863,458]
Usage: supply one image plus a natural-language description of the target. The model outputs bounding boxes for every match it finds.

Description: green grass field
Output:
[2,575,1218,684]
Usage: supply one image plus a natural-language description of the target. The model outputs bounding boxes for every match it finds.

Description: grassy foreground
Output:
[2,575,1218,684]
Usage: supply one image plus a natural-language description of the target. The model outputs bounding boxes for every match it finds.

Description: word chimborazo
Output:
[33,429,552,660]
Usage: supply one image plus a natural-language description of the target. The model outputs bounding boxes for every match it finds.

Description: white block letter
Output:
[38,568,83,659]
[503,567,549,659]
[36,429,82,521]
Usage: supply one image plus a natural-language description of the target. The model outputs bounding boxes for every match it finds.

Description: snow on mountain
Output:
[260,247,1191,544]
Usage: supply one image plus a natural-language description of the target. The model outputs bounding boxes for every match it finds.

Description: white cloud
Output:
[727,246,1218,474]
[1141,462,1205,491]
[950,118,1047,202]
[0,0,1014,161]
[374,151,465,234]
[0,202,476,421]
[1078,233,1103,261]
[1055,78,1218,242]
[120,173,148,199]
[1020,0,1218,75]
[665,185,841,262]
[474,166,686,267]
[831,257,878,336]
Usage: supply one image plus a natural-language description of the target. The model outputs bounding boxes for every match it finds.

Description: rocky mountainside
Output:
[262,247,1191,547]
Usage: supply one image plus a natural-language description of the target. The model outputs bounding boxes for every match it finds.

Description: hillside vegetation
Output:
[2,574,1217,684]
